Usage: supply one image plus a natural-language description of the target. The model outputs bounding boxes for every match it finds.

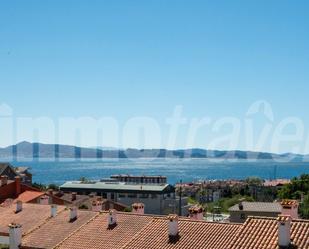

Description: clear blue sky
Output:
[0,1,309,152]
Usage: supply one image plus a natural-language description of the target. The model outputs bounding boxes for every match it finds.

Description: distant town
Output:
[0,162,308,248]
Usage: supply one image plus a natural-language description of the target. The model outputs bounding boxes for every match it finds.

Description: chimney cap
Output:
[167,214,178,221]
[277,215,292,222]
[188,205,204,214]
[132,203,144,209]
[8,223,22,229]
[281,199,298,207]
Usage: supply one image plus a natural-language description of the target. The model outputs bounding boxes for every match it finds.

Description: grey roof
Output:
[228,202,282,213]
[60,181,172,193]
[0,162,11,175]
[14,167,30,173]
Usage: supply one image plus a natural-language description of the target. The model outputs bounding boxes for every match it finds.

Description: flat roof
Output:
[60,181,174,194]
[228,201,282,213]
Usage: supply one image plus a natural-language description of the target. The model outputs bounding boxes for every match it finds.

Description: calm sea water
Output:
[9,159,309,185]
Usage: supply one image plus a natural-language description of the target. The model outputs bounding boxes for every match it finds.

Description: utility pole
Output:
[178,179,182,216]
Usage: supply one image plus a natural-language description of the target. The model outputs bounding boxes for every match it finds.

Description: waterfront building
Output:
[60,180,177,214]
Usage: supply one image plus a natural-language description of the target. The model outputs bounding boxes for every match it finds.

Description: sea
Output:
[8,158,309,185]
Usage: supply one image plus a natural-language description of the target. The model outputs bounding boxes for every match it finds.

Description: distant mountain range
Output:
[0,141,307,160]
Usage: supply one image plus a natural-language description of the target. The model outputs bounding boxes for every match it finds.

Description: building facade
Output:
[60,180,176,214]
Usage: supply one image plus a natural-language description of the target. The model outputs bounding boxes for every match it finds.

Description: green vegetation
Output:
[79,204,89,210]
[278,174,309,219]
[245,177,263,186]
[124,206,132,212]
[206,195,254,213]
[188,196,199,205]
[32,182,59,191]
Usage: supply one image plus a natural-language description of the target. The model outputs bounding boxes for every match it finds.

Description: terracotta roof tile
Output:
[55,212,153,249]
[22,209,97,249]
[124,217,241,249]
[0,203,65,236]
[16,191,44,203]
[230,216,309,249]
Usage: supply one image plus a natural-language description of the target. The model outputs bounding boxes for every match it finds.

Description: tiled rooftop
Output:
[230,216,309,249]
[55,212,153,249]
[16,190,44,203]
[0,203,65,236]
[22,209,97,249]
[0,203,307,249]
[124,217,241,249]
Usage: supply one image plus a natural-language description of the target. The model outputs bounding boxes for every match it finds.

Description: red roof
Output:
[16,191,44,203]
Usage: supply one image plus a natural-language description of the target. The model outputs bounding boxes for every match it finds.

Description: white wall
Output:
[0,235,9,245]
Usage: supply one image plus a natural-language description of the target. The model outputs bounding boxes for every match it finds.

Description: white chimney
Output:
[0,175,8,186]
[39,195,49,205]
[281,200,299,219]
[277,215,291,247]
[71,192,77,201]
[132,203,145,215]
[15,200,22,213]
[167,214,179,237]
[8,223,22,249]
[51,204,57,217]
[188,206,204,220]
[108,210,117,228]
[69,206,77,222]
[92,200,103,212]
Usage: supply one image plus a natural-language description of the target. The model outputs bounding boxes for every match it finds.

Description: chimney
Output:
[15,176,21,196]
[47,189,53,196]
[0,175,8,186]
[15,200,22,213]
[51,204,57,217]
[281,199,299,219]
[8,223,22,249]
[132,203,145,215]
[277,215,291,247]
[39,195,50,205]
[71,192,77,201]
[92,200,103,212]
[167,214,179,237]
[239,203,243,210]
[69,206,77,222]
[108,209,117,228]
[188,206,204,220]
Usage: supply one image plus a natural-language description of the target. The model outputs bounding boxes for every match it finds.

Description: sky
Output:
[0,1,309,153]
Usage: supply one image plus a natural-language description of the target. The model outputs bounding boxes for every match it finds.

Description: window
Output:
[140,194,149,199]
[128,193,137,198]
[118,193,126,198]
[240,213,246,220]
[151,194,157,199]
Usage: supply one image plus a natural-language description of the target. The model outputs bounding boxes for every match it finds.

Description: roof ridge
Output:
[151,216,242,225]
[52,212,100,249]
[101,210,166,218]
